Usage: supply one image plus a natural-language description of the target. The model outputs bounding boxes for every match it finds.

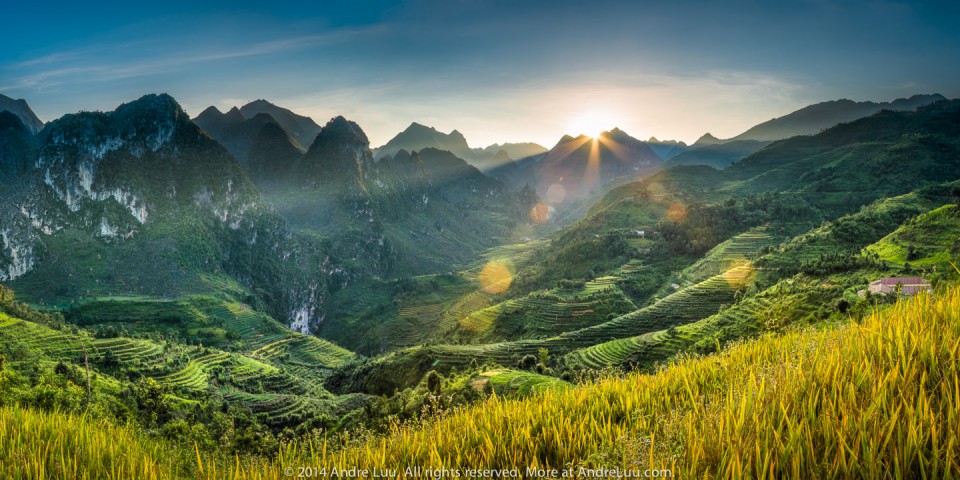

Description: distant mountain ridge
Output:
[671,94,948,169]
[193,100,322,163]
[374,122,547,171]
[491,127,663,203]
[0,94,44,134]
[730,94,946,142]
[239,99,322,148]
[646,136,692,159]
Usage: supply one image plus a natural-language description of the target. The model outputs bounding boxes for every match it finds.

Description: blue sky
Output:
[2,0,958,146]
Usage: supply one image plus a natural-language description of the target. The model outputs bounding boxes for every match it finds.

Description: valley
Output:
[1,91,959,478]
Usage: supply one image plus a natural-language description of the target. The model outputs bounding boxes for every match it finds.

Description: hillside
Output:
[866,202,960,267]
[1,94,346,334]
[7,281,958,478]
[322,100,960,394]
[0,288,362,433]
[300,284,960,477]
[260,117,538,277]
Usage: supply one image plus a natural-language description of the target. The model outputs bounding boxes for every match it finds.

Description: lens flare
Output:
[667,202,687,222]
[722,260,754,288]
[530,203,550,223]
[646,182,667,198]
[546,184,566,203]
[478,261,513,294]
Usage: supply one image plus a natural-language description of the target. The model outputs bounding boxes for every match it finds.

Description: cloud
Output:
[4,25,384,91]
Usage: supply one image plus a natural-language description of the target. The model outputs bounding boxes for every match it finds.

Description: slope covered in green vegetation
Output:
[6,278,959,479]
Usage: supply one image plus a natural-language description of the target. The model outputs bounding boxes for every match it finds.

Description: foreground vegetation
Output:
[3,281,957,478]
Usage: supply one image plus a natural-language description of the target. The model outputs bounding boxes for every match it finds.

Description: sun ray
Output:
[586,136,601,191]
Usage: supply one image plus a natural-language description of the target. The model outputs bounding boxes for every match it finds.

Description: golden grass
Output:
[0,404,184,479]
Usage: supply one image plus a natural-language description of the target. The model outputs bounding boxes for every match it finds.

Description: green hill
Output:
[259,283,960,478]
[867,203,960,267]
[7,279,958,479]
[0,287,366,454]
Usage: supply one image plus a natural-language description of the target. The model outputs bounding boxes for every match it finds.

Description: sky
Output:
[2,0,959,147]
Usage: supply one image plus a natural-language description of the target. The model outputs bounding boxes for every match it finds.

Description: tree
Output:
[538,348,550,367]
[518,354,537,371]
[133,377,171,425]
[424,370,441,395]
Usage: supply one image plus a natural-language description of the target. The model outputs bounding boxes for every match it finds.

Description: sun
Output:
[567,109,611,139]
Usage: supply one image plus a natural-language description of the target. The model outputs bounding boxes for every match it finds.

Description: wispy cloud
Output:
[5,25,384,91]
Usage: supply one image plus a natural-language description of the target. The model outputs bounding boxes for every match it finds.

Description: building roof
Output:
[869,277,929,286]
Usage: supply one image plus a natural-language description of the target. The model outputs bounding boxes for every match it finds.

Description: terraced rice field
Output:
[429,264,755,368]
[0,317,89,359]
[442,291,493,331]
[222,391,315,425]
[680,227,777,284]
[153,351,230,392]
[479,240,546,265]
[228,355,281,382]
[193,299,287,349]
[250,335,353,389]
[371,302,446,349]
[458,303,501,334]
[455,290,633,341]
[252,335,353,369]
[221,391,365,426]
[462,240,546,282]
[565,294,773,369]
[91,337,165,369]
[582,276,620,294]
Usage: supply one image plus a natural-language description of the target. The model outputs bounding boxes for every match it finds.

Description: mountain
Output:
[691,132,724,147]
[263,116,537,278]
[374,122,546,171]
[479,142,548,161]
[668,94,948,169]
[374,122,472,161]
[491,127,663,203]
[731,93,946,142]
[663,139,770,169]
[295,115,371,190]
[192,105,245,141]
[246,120,303,183]
[193,99,321,170]
[0,111,38,188]
[193,106,293,164]
[0,94,44,134]
[239,99,322,149]
[0,94,343,334]
[645,136,691,159]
